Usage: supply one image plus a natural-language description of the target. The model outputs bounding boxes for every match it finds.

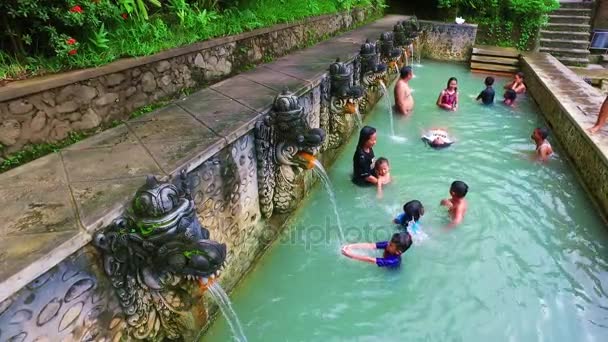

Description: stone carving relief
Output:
[324,59,364,150]
[255,89,326,218]
[379,31,403,74]
[0,248,124,342]
[93,174,227,340]
[358,39,388,114]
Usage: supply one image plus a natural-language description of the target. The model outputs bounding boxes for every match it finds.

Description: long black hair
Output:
[357,126,376,149]
[446,77,458,92]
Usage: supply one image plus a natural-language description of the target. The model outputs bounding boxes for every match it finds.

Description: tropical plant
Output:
[115,0,162,20]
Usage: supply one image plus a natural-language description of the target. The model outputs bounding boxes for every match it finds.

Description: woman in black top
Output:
[352,126,379,185]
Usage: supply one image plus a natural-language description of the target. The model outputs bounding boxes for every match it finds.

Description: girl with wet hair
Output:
[437,77,459,111]
[352,126,379,186]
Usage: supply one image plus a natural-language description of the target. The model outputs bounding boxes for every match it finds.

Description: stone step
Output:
[553,8,592,16]
[471,55,519,66]
[472,45,519,58]
[540,47,590,59]
[544,23,590,32]
[559,1,594,9]
[470,62,519,73]
[540,38,589,50]
[554,56,590,66]
[548,15,590,25]
[539,30,590,40]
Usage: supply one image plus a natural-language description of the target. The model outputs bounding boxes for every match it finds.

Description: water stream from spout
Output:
[206,283,248,342]
[353,106,363,128]
[379,80,407,143]
[311,160,345,242]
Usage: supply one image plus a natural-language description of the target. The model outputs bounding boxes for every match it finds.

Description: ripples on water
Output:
[203,61,608,342]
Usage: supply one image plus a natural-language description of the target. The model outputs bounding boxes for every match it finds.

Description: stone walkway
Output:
[0,15,409,302]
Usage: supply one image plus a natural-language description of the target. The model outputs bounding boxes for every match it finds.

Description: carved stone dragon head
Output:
[268,89,325,168]
[329,58,364,114]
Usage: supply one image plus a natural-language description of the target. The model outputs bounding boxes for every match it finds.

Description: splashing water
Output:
[311,160,345,242]
[378,81,406,143]
[206,283,248,342]
[353,106,363,128]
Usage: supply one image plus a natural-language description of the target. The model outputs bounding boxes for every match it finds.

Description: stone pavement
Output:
[0,14,409,303]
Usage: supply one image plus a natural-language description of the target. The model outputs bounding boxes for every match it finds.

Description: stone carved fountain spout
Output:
[379,31,403,74]
[323,58,364,150]
[255,89,326,218]
[93,173,226,340]
[358,39,387,113]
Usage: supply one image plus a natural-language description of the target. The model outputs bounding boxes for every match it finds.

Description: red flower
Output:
[70,5,83,13]
[121,13,128,20]
[66,38,77,45]
[68,49,78,55]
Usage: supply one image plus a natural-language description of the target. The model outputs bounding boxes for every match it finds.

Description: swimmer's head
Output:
[450,180,469,199]
[431,136,446,147]
[447,77,458,92]
[403,200,425,222]
[400,66,413,80]
[504,89,517,106]
[386,232,413,256]
[485,76,494,87]
[515,71,524,82]
[531,127,549,142]
[357,126,377,149]
[374,157,390,176]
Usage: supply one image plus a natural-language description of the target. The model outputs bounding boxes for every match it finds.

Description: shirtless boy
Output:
[440,181,468,228]
[531,127,553,162]
[394,66,414,115]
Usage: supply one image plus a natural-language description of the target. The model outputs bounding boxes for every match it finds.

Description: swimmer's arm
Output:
[514,83,526,94]
[504,81,513,90]
[365,175,379,184]
[341,244,376,264]
[476,91,483,101]
[440,198,453,208]
[538,146,552,162]
[453,92,459,110]
[394,84,407,114]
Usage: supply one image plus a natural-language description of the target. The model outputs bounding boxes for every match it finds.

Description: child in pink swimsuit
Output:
[437,77,458,111]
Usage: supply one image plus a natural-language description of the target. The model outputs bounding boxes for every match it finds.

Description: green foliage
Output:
[437,0,558,50]
[1,0,384,81]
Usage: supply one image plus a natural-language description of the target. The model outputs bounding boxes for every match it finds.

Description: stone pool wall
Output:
[521,53,608,217]
[416,20,478,62]
[0,8,377,158]
[0,15,407,341]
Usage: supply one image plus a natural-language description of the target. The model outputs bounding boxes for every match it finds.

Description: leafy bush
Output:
[437,0,558,50]
[0,0,384,81]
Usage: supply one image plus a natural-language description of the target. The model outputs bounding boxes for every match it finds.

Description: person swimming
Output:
[394,66,415,115]
[437,77,459,111]
[504,71,526,94]
[503,89,517,107]
[341,232,413,268]
[394,200,424,233]
[440,180,468,228]
[476,76,495,105]
[531,127,553,162]
[421,129,454,148]
[352,126,379,186]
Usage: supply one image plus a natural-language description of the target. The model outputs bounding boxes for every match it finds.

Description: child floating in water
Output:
[503,89,517,107]
[437,77,459,111]
[373,157,391,198]
[531,127,553,162]
[476,76,495,105]
[504,72,526,94]
[440,180,468,228]
[421,128,454,149]
[394,200,424,233]
[341,232,412,268]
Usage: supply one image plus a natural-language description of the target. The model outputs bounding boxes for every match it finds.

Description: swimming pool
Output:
[202,61,608,341]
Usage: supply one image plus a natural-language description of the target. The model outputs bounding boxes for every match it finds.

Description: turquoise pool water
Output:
[203,61,608,341]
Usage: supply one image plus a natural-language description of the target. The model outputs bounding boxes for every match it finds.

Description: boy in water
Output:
[394,66,414,115]
[440,181,468,228]
[373,157,391,198]
[531,127,553,162]
[504,71,526,94]
[476,76,495,105]
[341,232,412,268]
[503,89,517,107]
[394,200,424,227]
